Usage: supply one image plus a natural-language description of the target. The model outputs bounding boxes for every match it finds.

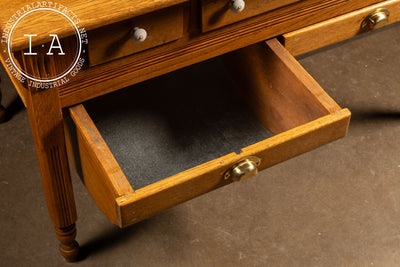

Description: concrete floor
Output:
[0,23,399,266]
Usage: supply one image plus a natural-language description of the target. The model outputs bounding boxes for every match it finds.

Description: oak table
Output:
[0,0,399,261]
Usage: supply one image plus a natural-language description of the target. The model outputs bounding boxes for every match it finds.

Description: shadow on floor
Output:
[78,223,141,261]
[2,95,24,122]
[349,109,400,124]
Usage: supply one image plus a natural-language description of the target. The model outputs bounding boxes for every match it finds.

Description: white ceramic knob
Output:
[132,27,147,43]
[230,0,245,14]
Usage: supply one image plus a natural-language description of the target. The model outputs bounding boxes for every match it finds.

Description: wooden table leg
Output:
[0,78,6,123]
[26,85,79,261]
[17,42,80,261]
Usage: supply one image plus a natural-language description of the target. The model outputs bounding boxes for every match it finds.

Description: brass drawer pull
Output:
[131,27,147,43]
[230,0,245,14]
[362,8,390,30]
[224,156,261,181]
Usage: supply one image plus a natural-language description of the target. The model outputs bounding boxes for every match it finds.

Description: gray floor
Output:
[0,23,399,266]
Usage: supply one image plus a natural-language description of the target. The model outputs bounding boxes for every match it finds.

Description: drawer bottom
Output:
[82,58,273,190]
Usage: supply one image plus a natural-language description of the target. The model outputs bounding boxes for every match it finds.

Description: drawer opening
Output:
[80,57,274,190]
[65,39,350,227]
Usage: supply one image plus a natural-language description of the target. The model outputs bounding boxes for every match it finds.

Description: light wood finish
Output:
[201,0,299,32]
[20,44,79,262]
[56,0,384,108]
[65,39,350,227]
[222,39,341,134]
[88,5,185,66]
[281,0,400,56]
[64,105,134,225]
[0,0,387,108]
[117,110,350,226]
[0,0,188,51]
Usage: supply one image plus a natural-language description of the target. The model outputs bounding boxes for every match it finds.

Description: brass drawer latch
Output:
[362,8,390,31]
[224,156,261,181]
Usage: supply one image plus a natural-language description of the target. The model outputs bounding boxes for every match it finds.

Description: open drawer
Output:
[64,39,350,228]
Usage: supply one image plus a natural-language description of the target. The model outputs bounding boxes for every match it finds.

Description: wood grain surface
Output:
[65,104,134,225]
[222,39,341,134]
[201,0,299,32]
[0,0,188,50]
[88,5,185,66]
[282,0,400,56]
[117,109,350,227]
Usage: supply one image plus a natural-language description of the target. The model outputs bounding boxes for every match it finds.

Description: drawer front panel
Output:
[65,39,350,228]
[201,0,300,32]
[117,110,349,227]
[282,0,400,56]
[88,5,185,66]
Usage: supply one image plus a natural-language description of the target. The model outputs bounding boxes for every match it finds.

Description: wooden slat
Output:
[282,0,400,56]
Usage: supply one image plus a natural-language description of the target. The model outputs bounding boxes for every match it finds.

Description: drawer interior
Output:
[83,58,273,190]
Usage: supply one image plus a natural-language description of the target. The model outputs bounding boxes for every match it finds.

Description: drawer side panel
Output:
[65,105,134,225]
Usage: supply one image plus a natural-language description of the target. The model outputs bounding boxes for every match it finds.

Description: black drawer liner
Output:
[84,57,273,189]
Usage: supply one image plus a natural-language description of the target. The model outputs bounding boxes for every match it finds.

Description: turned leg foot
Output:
[0,80,6,123]
[55,223,80,262]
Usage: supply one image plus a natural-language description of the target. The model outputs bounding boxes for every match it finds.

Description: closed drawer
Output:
[281,0,400,56]
[64,39,350,228]
[201,0,300,32]
[88,4,186,66]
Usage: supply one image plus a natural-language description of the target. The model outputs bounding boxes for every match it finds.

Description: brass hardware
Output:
[224,156,261,181]
[362,8,390,30]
